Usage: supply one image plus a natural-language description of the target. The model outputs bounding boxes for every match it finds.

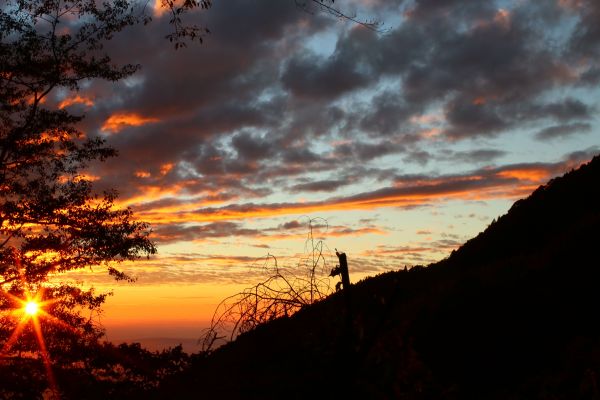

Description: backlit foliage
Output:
[0,0,157,395]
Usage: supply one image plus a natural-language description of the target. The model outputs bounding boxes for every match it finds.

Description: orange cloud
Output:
[128,161,571,226]
[135,171,152,179]
[115,182,234,211]
[57,173,100,184]
[497,168,551,182]
[76,173,101,182]
[101,112,159,133]
[160,163,174,175]
[130,164,175,180]
[116,184,187,208]
[135,188,488,225]
[58,95,94,109]
[419,128,441,139]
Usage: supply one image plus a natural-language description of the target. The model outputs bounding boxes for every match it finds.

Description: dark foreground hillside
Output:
[158,155,600,399]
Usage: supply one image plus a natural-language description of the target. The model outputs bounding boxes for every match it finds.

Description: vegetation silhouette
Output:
[200,218,336,352]
[0,0,165,396]
[157,155,600,399]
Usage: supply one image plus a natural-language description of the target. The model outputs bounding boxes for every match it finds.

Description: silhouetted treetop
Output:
[1,0,156,383]
[433,155,600,272]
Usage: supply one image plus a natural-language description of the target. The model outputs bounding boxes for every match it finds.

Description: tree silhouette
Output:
[0,0,157,388]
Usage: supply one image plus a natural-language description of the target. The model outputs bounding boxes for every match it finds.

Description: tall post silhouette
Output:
[337,251,350,290]
[330,250,351,291]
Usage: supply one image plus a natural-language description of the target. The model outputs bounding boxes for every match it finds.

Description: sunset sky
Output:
[53,0,599,349]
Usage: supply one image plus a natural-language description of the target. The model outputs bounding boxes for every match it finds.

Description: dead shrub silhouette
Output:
[200,218,335,352]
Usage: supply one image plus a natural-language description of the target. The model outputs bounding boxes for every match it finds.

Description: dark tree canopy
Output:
[0,0,158,381]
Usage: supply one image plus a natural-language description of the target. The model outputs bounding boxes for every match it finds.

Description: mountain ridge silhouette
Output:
[158,155,600,399]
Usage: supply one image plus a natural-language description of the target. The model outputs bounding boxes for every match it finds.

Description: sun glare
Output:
[1,289,66,395]
[24,300,39,316]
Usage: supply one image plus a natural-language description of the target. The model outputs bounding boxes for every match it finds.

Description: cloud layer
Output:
[52,0,600,282]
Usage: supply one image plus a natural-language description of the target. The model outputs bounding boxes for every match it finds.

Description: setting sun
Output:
[24,301,39,316]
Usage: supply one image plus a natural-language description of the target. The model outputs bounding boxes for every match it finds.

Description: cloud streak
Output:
[132,158,578,228]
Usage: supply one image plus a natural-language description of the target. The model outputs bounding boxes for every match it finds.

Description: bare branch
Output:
[296,0,385,32]
[200,218,336,352]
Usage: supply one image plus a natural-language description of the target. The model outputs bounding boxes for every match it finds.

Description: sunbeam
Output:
[0,287,71,398]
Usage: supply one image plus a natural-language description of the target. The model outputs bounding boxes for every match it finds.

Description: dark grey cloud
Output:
[404,150,431,166]
[562,146,600,165]
[443,100,509,139]
[400,148,506,167]
[278,220,304,230]
[333,139,405,162]
[80,1,329,191]
[281,49,371,100]
[445,149,507,164]
[579,67,600,86]
[392,173,440,184]
[280,147,321,164]
[231,131,276,162]
[569,0,600,58]
[289,0,599,141]
[288,178,352,193]
[359,90,422,136]
[538,98,593,122]
[65,0,599,229]
[441,96,593,140]
[152,216,372,244]
[407,0,494,22]
[535,123,592,141]
[280,25,385,100]
[154,221,262,243]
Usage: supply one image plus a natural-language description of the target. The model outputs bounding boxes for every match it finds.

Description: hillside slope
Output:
[161,155,600,399]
